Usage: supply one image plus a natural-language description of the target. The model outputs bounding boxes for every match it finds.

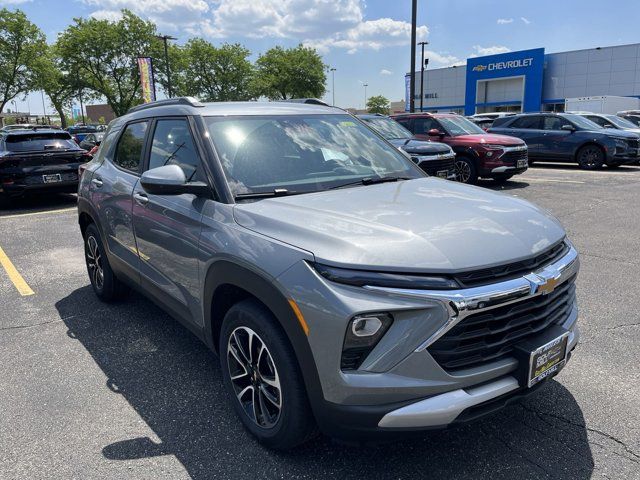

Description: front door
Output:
[132,117,210,322]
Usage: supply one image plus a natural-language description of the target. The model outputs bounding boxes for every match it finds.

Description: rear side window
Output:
[510,116,542,129]
[4,132,77,152]
[114,121,148,173]
[585,116,607,127]
[148,119,204,181]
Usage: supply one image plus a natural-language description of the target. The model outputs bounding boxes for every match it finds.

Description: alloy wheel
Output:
[579,147,602,168]
[227,326,282,428]
[455,159,472,183]
[86,235,104,290]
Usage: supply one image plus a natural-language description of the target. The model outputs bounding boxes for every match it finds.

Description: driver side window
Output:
[148,118,204,182]
[414,117,441,134]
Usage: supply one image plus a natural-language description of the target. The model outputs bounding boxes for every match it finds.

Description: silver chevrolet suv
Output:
[77,97,580,449]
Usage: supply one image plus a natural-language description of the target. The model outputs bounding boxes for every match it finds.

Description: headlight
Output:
[341,313,393,370]
[613,137,629,149]
[313,263,460,290]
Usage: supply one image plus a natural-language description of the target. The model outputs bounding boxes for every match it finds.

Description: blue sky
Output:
[6,0,640,113]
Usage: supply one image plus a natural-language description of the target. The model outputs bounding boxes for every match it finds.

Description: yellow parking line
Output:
[0,207,76,220]
[0,245,34,296]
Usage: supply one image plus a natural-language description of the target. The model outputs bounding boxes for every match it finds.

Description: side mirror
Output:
[561,124,576,132]
[428,128,445,137]
[140,165,210,197]
[603,124,614,129]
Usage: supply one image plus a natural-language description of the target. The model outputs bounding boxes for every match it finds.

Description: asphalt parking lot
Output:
[1,164,639,480]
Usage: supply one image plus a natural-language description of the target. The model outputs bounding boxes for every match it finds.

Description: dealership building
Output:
[405,43,640,115]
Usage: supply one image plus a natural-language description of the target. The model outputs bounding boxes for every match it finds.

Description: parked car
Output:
[1,124,59,132]
[468,116,495,131]
[490,113,640,169]
[79,132,105,152]
[0,129,91,198]
[617,111,640,127]
[576,113,640,137]
[357,113,456,180]
[66,125,98,143]
[78,98,580,449]
[390,112,528,184]
[470,112,516,120]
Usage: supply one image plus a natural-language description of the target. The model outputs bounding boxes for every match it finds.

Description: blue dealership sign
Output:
[465,48,545,115]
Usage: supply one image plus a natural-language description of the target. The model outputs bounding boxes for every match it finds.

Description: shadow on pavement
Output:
[57,286,594,479]
[0,192,77,216]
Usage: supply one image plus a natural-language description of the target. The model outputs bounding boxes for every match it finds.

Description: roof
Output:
[391,112,458,118]
[356,113,387,119]
[2,128,70,136]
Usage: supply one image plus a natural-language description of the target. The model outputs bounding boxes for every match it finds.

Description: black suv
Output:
[0,128,90,198]
[490,113,640,169]
[358,114,456,180]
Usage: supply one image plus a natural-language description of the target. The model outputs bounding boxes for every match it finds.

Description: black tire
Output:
[219,299,317,450]
[576,145,605,170]
[492,174,514,184]
[454,155,478,184]
[84,223,128,301]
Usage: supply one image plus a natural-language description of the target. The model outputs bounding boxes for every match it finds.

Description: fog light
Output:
[486,151,493,157]
[352,316,383,337]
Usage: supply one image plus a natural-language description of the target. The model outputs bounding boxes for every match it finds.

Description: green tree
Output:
[151,41,187,97]
[366,95,390,115]
[56,10,158,117]
[181,39,254,101]
[0,8,46,112]
[32,45,81,128]
[253,45,326,100]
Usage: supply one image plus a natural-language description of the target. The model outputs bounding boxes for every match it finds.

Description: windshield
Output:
[602,114,637,129]
[206,114,422,196]
[361,116,412,140]
[4,132,78,152]
[563,114,602,130]
[438,116,486,136]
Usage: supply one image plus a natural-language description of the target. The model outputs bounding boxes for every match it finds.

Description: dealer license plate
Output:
[42,174,62,184]
[517,159,528,168]
[527,333,569,387]
[437,170,448,178]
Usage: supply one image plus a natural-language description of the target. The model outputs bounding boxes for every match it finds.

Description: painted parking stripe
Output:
[0,207,76,220]
[0,245,34,296]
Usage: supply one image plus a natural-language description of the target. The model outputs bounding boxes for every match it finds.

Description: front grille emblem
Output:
[525,273,560,295]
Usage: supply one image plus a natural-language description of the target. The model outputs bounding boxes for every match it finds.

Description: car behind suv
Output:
[0,128,90,198]
[357,114,456,180]
[490,113,640,169]
[391,113,528,184]
[78,98,580,449]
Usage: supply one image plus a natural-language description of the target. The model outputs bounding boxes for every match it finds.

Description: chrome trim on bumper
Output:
[378,375,519,428]
[365,245,579,352]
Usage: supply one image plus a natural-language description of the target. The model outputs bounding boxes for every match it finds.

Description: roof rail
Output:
[127,97,204,114]
[278,98,330,107]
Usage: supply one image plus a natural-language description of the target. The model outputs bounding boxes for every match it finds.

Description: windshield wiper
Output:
[234,188,297,200]
[328,175,413,190]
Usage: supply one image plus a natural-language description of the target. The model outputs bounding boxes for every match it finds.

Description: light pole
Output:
[78,90,85,124]
[40,90,47,124]
[330,68,336,106]
[156,34,177,98]
[409,0,417,112]
[363,83,368,110]
[418,41,428,112]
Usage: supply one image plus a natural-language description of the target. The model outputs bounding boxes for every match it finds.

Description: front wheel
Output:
[220,299,317,450]
[454,156,478,184]
[576,145,605,170]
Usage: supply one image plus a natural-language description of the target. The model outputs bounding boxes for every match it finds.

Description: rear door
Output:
[132,117,209,322]
[93,120,149,280]
[541,115,575,159]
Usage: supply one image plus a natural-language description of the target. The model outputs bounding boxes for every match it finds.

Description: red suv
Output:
[390,113,528,184]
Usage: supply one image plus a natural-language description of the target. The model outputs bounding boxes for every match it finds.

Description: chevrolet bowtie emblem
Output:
[472,65,487,72]
[525,273,560,295]
[537,276,559,295]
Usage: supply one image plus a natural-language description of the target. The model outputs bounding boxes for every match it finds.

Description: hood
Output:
[233,178,566,273]
[453,133,525,145]
[601,128,640,139]
[388,138,452,155]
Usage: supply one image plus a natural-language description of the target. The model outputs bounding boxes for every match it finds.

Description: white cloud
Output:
[471,45,511,56]
[497,18,513,24]
[0,0,32,4]
[89,9,124,21]
[521,16,531,24]
[379,69,392,75]
[81,0,428,54]
[426,50,461,66]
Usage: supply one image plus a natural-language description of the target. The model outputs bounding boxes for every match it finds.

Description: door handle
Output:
[91,177,103,188]
[134,192,149,206]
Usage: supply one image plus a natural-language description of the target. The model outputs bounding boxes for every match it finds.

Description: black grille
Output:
[416,156,455,176]
[627,138,639,149]
[428,275,576,372]
[501,149,528,164]
[454,242,568,288]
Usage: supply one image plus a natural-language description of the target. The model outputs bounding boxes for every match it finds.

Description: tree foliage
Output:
[56,10,158,117]
[181,39,254,101]
[366,95,390,115]
[0,8,46,112]
[253,45,326,100]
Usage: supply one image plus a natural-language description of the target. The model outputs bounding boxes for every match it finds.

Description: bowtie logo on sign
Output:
[472,65,487,72]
